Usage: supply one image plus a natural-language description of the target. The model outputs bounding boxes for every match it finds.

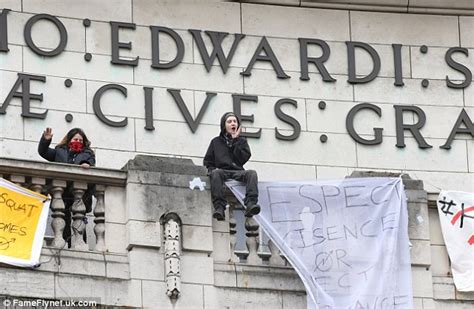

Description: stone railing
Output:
[0,157,127,252]
[224,194,288,266]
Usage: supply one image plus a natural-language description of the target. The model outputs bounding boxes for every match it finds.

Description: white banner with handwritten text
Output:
[437,191,474,292]
[227,177,412,309]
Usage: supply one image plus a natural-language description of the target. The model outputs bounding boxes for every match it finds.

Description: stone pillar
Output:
[50,180,67,248]
[245,217,260,265]
[71,181,88,250]
[94,184,106,251]
[122,155,214,306]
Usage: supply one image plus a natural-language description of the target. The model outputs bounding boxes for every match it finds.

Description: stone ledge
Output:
[123,155,207,176]
[32,247,129,280]
[214,262,305,292]
[237,0,474,15]
[0,157,127,186]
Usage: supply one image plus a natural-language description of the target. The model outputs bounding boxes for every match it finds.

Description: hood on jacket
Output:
[220,112,241,134]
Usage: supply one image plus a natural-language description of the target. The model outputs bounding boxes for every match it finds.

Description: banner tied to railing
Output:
[0,178,50,267]
[227,177,413,309]
[437,190,474,292]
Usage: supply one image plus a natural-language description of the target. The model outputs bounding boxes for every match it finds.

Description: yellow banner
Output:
[0,178,50,266]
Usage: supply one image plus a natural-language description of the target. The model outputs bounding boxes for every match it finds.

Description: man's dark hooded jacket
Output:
[203,113,251,172]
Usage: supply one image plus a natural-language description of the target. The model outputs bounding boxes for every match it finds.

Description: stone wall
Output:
[0,0,472,194]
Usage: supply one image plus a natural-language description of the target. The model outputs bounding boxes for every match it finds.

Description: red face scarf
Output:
[68,141,84,153]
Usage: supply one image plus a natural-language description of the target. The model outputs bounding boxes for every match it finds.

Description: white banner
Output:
[437,191,474,292]
[227,177,412,309]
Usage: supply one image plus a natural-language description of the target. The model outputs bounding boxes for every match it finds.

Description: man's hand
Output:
[43,127,53,140]
[231,126,241,139]
[80,163,91,168]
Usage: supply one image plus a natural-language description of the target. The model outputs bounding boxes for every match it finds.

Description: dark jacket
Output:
[203,113,251,172]
[38,136,95,166]
[38,135,96,213]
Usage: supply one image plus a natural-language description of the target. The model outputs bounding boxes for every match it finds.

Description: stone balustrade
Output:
[0,157,126,252]
[1,156,470,308]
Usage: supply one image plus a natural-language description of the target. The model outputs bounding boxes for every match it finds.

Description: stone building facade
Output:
[0,0,473,308]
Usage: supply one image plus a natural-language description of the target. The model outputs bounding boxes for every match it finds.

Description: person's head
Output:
[220,112,240,135]
[58,128,91,149]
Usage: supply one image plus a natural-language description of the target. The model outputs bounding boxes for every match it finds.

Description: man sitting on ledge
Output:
[203,112,260,221]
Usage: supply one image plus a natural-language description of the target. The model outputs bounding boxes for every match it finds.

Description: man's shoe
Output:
[213,205,225,221]
[244,201,261,217]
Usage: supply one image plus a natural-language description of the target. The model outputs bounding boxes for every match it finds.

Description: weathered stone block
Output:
[142,281,204,309]
[429,207,445,245]
[204,285,289,309]
[105,253,130,280]
[133,0,241,32]
[135,60,243,93]
[460,17,474,48]
[0,45,21,71]
[55,275,142,307]
[249,130,357,167]
[410,239,431,266]
[0,105,23,140]
[242,4,349,40]
[354,77,464,107]
[24,49,134,84]
[126,219,161,250]
[105,222,127,253]
[134,121,216,162]
[282,291,307,309]
[0,139,40,161]
[468,141,474,172]
[247,161,316,181]
[357,137,468,173]
[351,11,458,46]
[0,268,55,299]
[413,297,423,309]
[455,289,474,301]
[212,231,233,263]
[125,183,212,226]
[180,253,214,285]
[317,166,351,179]
[244,69,353,101]
[0,1,21,10]
[104,186,126,224]
[411,266,434,298]
[411,47,473,81]
[128,246,164,280]
[408,202,430,240]
[23,0,132,22]
[182,224,213,252]
[433,276,456,300]
[307,99,400,136]
[431,245,451,277]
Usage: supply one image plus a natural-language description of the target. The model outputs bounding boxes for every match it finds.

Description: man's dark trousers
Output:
[210,169,258,208]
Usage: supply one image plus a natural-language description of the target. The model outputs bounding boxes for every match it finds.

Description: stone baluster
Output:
[71,181,88,250]
[50,180,67,248]
[228,203,239,262]
[268,239,285,266]
[30,177,46,194]
[245,217,260,265]
[164,214,181,299]
[93,185,106,251]
[10,175,26,188]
